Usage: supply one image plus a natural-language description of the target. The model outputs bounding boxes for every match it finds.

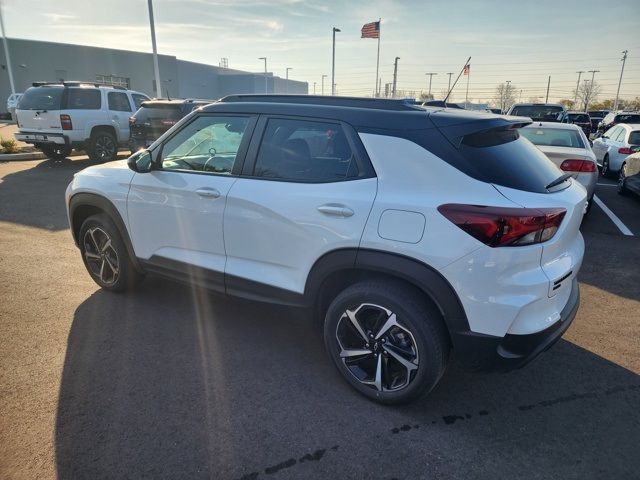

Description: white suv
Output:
[66,95,586,404]
[15,82,149,161]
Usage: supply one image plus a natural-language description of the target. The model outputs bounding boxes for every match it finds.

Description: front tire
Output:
[617,163,629,196]
[79,214,143,292]
[40,144,72,160]
[601,155,613,178]
[87,130,118,162]
[324,280,449,404]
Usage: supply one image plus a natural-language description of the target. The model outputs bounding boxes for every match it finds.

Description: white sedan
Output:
[591,123,640,177]
[519,122,597,210]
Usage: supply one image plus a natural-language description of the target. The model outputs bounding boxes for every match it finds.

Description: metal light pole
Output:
[147,0,162,98]
[586,70,599,111]
[446,72,453,96]
[259,57,267,93]
[573,71,584,108]
[613,50,628,112]
[331,27,340,96]
[313,82,316,95]
[504,80,512,113]
[392,57,400,98]
[0,0,15,96]
[545,75,551,103]
[321,74,327,96]
[425,72,437,97]
[285,67,292,94]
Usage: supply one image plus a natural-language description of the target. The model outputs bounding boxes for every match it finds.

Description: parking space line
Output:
[593,195,634,236]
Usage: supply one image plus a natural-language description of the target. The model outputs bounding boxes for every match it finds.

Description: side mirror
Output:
[127,149,154,173]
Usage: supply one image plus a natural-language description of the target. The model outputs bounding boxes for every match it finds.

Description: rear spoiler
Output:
[429,111,531,148]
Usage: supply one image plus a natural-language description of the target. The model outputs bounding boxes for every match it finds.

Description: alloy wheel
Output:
[95,136,116,160]
[83,227,119,285]
[602,158,609,177]
[335,303,419,392]
[618,165,626,193]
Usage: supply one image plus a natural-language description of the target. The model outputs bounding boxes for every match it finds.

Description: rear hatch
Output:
[130,103,184,144]
[432,113,586,299]
[15,86,63,132]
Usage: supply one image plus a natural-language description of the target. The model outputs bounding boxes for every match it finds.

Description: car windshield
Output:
[510,105,564,121]
[569,114,589,122]
[17,87,63,110]
[629,131,640,145]
[519,127,585,148]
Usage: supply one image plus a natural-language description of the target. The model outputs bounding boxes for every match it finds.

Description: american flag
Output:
[361,21,380,39]
[463,64,470,75]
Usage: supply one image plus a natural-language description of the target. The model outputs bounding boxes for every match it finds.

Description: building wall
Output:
[0,38,308,111]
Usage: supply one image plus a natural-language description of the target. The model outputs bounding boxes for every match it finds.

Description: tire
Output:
[87,130,118,162]
[79,214,144,292]
[323,280,450,404]
[40,144,72,160]
[617,163,629,196]
[601,155,613,178]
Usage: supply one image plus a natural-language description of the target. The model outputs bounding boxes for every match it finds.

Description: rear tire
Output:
[40,145,72,160]
[617,163,629,196]
[87,130,117,162]
[601,155,613,178]
[324,280,449,404]
[79,214,144,292]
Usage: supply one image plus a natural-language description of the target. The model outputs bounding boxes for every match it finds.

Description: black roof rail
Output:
[219,94,421,111]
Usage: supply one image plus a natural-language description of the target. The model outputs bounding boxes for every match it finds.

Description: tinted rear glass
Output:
[616,114,640,124]
[629,131,640,145]
[18,87,63,110]
[520,127,585,148]
[133,105,183,122]
[568,114,589,123]
[458,129,563,193]
[66,89,101,109]
[510,105,564,121]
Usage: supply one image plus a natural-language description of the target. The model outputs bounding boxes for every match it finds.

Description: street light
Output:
[147,0,162,97]
[332,27,340,96]
[321,74,327,95]
[313,82,316,95]
[259,57,267,93]
[285,67,292,93]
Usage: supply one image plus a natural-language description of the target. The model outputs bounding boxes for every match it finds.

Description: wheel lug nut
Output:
[381,338,386,343]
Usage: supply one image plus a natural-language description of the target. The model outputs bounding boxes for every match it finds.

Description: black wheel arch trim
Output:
[304,248,471,351]
[68,192,143,272]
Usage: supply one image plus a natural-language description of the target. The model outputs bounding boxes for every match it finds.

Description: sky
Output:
[2,0,639,103]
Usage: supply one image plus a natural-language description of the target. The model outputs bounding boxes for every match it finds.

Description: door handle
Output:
[317,204,354,218]
[196,188,221,198]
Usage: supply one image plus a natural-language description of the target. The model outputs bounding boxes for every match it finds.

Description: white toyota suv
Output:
[66,95,586,404]
[15,82,149,161]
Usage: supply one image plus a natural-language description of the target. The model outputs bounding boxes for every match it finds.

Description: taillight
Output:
[438,204,566,247]
[60,114,72,130]
[618,147,633,155]
[560,159,596,173]
[129,116,136,126]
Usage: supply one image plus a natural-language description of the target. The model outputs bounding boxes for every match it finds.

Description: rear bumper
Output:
[453,278,580,371]
[15,131,68,146]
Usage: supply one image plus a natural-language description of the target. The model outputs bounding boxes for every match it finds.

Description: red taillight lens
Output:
[438,204,566,247]
[60,114,72,131]
[560,159,596,173]
[618,147,633,155]
[129,116,136,126]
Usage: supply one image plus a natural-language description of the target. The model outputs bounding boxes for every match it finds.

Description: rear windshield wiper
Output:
[546,173,573,190]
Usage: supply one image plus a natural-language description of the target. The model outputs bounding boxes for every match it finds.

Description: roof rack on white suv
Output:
[65,95,586,404]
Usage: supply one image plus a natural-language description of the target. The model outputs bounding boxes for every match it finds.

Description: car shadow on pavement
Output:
[0,157,93,231]
[55,278,640,480]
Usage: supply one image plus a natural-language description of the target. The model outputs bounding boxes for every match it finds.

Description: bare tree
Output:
[574,80,602,111]
[494,83,517,112]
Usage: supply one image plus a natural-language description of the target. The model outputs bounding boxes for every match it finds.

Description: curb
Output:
[0,151,131,162]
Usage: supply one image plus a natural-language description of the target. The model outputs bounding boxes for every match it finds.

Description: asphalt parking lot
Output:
[0,157,639,480]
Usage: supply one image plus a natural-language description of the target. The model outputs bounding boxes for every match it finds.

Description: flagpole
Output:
[375,18,381,97]
[465,66,470,108]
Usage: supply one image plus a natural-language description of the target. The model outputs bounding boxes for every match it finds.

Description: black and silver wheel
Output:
[601,155,612,178]
[617,163,628,195]
[88,131,117,162]
[40,144,72,160]
[324,281,449,404]
[79,214,143,291]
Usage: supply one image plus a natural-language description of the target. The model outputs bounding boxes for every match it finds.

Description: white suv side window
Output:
[160,115,250,174]
[107,92,132,112]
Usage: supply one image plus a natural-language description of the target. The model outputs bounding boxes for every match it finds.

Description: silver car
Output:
[520,122,598,210]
